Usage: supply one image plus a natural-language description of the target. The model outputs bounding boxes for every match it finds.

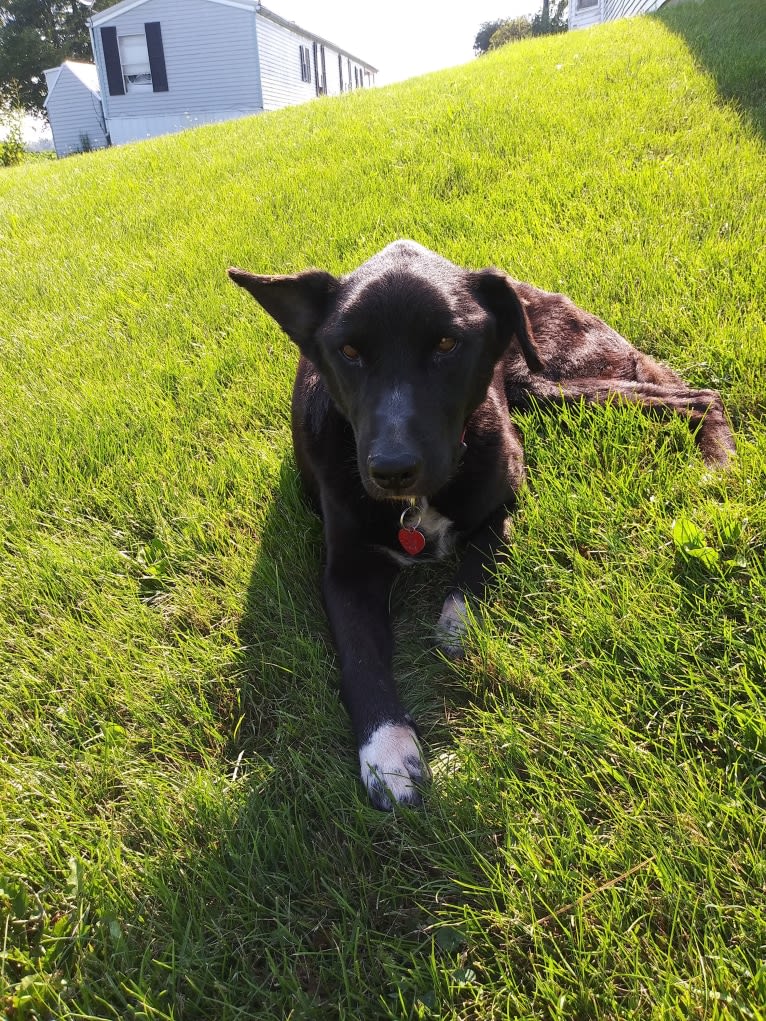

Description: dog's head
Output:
[229,241,539,500]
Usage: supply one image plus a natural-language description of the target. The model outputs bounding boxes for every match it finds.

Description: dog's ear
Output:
[470,269,541,373]
[228,267,339,355]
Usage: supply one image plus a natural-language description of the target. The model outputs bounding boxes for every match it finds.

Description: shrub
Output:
[0,84,25,167]
[489,17,533,49]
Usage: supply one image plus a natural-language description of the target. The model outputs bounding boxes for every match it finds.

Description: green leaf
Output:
[718,518,743,546]
[67,857,83,900]
[672,516,705,550]
[434,926,466,952]
[452,967,478,986]
[685,545,719,568]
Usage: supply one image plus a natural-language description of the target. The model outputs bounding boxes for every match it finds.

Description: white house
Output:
[43,61,109,157]
[44,0,377,156]
[569,0,668,31]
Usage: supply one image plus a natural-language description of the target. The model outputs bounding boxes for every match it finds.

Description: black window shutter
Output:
[145,22,168,92]
[101,26,125,96]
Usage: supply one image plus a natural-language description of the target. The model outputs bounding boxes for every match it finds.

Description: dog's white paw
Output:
[359,722,429,810]
[435,591,468,659]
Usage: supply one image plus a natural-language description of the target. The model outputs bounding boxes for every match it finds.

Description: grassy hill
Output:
[1,0,764,1017]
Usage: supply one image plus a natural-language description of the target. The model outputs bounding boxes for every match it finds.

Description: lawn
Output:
[0,0,764,1017]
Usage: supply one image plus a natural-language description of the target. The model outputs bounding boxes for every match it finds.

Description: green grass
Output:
[1,0,764,1016]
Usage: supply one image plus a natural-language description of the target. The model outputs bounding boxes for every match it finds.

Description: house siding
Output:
[45,69,109,157]
[570,0,665,28]
[604,0,665,19]
[93,0,263,141]
[254,13,372,111]
[106,109,250,144]
[570,1,603,29]
[255,14,317,110]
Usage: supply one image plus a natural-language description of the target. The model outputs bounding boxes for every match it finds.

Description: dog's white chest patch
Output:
[418,500,456,556]
[379,499,456,567]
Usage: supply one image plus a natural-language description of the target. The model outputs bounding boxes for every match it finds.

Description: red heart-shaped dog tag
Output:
[398,528,426,555]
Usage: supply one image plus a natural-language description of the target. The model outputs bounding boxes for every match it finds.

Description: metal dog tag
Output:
[398,501,426,555]
[398,527,426,555]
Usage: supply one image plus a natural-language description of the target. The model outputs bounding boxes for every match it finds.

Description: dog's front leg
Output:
[322,545,428,810]
[437,505,510,659]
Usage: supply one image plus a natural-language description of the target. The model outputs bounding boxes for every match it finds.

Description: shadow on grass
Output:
[657,0,766,140]
[233,456,335,764]
[134,458,489,1016]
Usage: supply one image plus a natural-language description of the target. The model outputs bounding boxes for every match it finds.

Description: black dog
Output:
[229,241,734,809]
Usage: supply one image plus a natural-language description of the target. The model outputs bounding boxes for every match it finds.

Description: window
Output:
[576,0,599,8]
[101,22,166,97]
[313,41,326,95]
[119,34,152,92]
[299,44,311,83]
[319,44,327,94]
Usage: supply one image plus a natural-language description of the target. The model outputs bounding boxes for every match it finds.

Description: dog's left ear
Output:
[470,269,541,373]
[228,267,339,356]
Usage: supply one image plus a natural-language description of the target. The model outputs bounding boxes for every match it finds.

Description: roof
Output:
[91,0,377,72]
[43,61,101,108]
[92,0,262,26]
[65,61,101,92]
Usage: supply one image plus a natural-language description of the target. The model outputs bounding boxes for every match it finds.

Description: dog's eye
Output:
[436,337,458,355]
[340,344,361,362]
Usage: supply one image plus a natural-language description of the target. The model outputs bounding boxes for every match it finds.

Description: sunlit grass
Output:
[0,0,764,1016]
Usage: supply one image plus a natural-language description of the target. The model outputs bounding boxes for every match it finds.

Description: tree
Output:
[530,0,568,36]
[474,18,509,56]
[0,0,109,114]
[474,2,568,56]
[489,17,532,49]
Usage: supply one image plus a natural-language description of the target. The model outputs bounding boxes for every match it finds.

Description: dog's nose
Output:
[368,453,422,491]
